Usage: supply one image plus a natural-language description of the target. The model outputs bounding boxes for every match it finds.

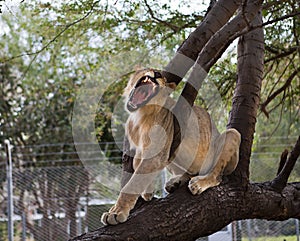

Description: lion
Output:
[101,68,241,225]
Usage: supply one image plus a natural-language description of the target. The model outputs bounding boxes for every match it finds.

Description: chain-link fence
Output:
[0,137,299,241]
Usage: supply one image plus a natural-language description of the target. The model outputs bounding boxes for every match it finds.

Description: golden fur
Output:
[101,68,241,225]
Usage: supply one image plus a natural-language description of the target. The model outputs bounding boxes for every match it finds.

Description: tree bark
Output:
[227,8,264,184]
[69,182,300,241]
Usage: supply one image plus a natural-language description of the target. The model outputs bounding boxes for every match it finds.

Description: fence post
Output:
[296,219,299,241]
[5,140,14,241]
[247,219,252,241]
[22,212,26,241]
[77,204,82,235]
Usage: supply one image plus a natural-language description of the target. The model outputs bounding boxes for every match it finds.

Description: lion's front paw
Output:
[101,205,130,225]
[188,176,219,195]
[141,192,154,201]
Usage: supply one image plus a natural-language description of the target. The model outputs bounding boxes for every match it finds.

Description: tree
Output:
[70,0,300,240]
[1,0,299,240]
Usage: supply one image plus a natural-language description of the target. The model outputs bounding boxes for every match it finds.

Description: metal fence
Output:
[0,137,299,241]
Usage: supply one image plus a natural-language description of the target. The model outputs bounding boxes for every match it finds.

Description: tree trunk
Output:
[227,9,264,184]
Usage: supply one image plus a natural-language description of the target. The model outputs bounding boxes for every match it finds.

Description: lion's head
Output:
[124,68,175,112]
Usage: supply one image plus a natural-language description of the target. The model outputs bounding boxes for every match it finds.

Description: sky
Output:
[0,0,20,14]
[0,0,208,36]
[0,0,208,14]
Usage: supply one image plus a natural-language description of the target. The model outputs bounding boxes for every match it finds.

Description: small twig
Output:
[262,11,300,28]
[143,0,180,32]
[265,46,299,63]
[1,1,99,63]
[265,58,292,103]
[235,10,300,39]
[260,68,300,117]
[262,0,284,10]
[277,149,288,175]
[271,135,300,193]
[265,45,280,54]
[19,53,38,82]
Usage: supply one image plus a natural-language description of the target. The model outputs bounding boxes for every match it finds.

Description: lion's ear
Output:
[166,82,177,90]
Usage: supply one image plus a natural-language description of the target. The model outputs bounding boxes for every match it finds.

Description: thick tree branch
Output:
[69,182,300,241]
[227,8,264,184]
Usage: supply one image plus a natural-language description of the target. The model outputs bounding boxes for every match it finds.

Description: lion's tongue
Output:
[131,85,152,106]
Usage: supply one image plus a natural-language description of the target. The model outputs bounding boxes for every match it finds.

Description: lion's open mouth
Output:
[127,75,159,112]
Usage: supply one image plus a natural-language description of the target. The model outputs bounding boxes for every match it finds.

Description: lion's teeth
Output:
[129,101,136,108]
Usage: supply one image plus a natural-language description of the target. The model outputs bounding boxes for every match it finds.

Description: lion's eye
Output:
[154,71,162,79]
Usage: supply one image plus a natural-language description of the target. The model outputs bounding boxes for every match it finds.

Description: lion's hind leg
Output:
[188,128,241,195]
[222,129,241,175]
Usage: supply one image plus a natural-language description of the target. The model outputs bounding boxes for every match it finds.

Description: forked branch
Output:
[162,0,242,85]
[170,0,264,159]
[271,135,300,193]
